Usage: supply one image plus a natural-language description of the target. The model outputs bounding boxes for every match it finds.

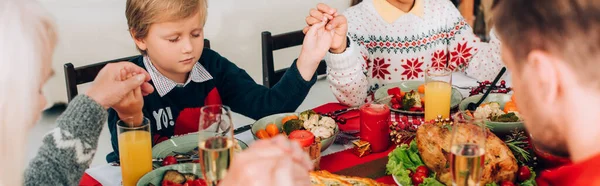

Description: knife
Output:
[233,124,253,135]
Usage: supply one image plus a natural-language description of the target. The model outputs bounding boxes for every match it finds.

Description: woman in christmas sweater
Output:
[304,0,504,106]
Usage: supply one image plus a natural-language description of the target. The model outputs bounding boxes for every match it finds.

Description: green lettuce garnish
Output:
[386,140,425,185]
[420,177,445,186]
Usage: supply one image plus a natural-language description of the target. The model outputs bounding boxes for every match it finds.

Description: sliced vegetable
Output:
[265,123,280,137]
[388,87,402,96]
[288,130,315,147]
[418,84,425,94]
[403,90,422,109]
[299,110,318,121]
[283,119,304,135]
[163,170,186,184]
[503,101,518,113]
[281,115,298,125]
[420,177,444,186]
[183,173,197,181]
[491,112,520,122]
[402,97,417,110]
[256,129,270,139]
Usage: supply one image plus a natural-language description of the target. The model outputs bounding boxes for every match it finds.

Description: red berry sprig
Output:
[469,80,512,96]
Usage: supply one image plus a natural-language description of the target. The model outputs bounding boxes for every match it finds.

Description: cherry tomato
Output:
[411,172,427,186]
[162,155,178,166]
[418,85,425,94]
[518,166,532,182]
[392,104,401,109]
[499,181,515,186]
[415,165,430,176]
[288,130,315,147]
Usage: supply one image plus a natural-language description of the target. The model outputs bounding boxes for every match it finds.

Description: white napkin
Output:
[451,72,479,88]
[85,164,122,186]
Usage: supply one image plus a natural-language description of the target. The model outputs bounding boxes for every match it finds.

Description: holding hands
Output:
[303,3,348,54]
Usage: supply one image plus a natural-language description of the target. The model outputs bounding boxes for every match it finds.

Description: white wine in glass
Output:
[198,105,234,186]
[450,111,487,186]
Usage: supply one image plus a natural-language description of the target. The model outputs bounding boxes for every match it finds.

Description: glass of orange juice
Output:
[424,67,453,121]
[117,117,152,186]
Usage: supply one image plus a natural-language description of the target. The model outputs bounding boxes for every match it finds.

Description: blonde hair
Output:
[126,0,208,54]
[0,0,57,185]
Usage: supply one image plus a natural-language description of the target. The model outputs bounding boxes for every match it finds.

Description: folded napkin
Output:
[85,164,122,186]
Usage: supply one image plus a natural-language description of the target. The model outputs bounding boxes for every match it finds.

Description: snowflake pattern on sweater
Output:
[324,0,504,106]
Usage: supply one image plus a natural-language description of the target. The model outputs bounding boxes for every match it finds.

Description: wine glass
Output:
[450,111,487,186]
[198,105,234,186]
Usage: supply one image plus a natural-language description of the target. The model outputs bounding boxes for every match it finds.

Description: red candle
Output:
[359,103,391,153]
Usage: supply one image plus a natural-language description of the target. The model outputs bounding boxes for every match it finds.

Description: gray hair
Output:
[0,0,57,185]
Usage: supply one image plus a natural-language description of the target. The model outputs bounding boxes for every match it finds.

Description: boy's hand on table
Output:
[303,3,348,54]
[297,17,334,81]
[86,62,153,113]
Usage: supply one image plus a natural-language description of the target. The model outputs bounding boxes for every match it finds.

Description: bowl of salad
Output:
[459,93,524,134]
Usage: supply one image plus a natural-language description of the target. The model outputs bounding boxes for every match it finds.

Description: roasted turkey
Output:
[415,124,518,185]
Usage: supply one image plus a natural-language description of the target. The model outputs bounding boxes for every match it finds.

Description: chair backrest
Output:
[63,39,211,102]
[261,30,327,88]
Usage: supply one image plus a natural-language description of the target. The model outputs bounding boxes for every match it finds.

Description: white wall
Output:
[39,0,351,105]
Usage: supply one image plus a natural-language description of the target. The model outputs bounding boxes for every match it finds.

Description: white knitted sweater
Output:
[325,0,504,106]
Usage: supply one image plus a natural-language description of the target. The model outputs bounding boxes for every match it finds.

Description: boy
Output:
[106,0,333,162]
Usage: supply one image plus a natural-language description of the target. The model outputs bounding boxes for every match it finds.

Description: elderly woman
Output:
[0,0,311,185]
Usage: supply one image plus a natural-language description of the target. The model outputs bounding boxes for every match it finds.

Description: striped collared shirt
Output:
[143,56,213,97]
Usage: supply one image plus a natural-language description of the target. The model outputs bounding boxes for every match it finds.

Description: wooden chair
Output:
[261,30,327,88]
[63,39,211,102]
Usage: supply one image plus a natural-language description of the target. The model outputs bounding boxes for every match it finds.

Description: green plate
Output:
[152,133,248,159]
[136,163,201,186]
[374,81,463,114]
[459,93,524,134]
[251,113,339,152]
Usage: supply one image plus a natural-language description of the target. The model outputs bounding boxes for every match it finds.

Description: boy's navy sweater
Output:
[106,48,316,162]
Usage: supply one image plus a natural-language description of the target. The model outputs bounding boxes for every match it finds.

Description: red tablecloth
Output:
[80,103,409,186]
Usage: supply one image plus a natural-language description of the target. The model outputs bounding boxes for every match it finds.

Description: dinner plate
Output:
[136,163,201,186]
[152,133,248,159]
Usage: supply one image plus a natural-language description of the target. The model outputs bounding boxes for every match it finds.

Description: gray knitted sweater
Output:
[24,95,107,186]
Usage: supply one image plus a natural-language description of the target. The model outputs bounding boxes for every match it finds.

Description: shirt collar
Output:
[143,56,213,97]
[372,0,424,23]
